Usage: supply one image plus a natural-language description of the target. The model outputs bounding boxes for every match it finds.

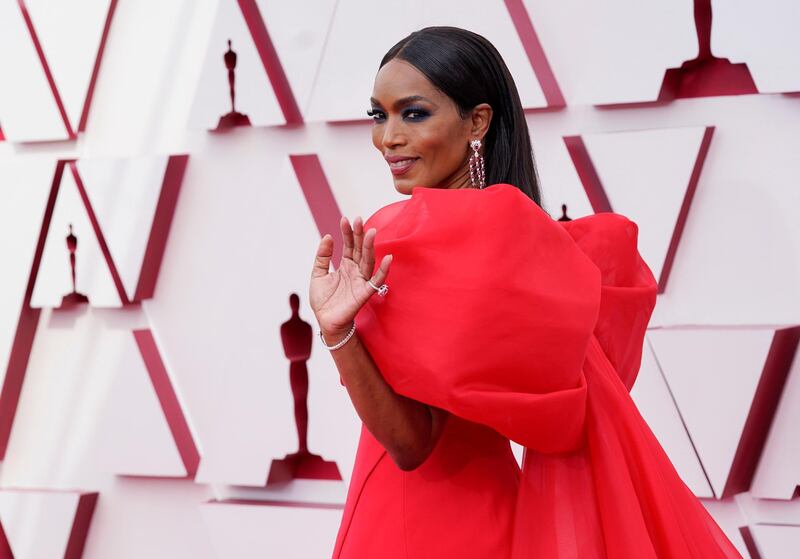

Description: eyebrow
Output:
[370,95,435,109]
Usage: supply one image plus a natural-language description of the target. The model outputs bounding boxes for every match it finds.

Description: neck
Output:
[439,161,476,190]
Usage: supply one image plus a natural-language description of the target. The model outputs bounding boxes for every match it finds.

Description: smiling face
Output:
[369,59,488,195]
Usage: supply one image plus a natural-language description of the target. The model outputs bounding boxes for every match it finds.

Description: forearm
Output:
[323,325,444,471]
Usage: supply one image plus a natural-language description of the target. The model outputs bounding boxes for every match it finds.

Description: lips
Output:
[385,156,419,176]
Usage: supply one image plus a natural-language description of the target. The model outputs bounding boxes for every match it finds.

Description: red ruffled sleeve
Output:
[357,183,742,558]
[357,183,601,454]
[558,212,658,390]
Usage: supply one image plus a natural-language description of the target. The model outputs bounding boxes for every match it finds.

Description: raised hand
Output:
[309,216,393,339]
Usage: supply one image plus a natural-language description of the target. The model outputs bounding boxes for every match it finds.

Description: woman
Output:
[309,26,742,558]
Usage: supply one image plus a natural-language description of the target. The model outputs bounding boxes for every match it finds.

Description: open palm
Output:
[309,215,393,337]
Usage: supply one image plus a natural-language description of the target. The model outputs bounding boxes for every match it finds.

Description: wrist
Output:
[321,322,354,339]
[320,322,356,350]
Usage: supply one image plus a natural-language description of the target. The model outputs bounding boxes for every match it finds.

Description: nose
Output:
[381,116,406,150]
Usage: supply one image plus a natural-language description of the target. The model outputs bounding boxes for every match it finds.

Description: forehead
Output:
[371,59,447,105]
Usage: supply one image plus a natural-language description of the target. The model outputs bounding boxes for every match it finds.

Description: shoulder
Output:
[410,183,550,222]
[363,198,409,232]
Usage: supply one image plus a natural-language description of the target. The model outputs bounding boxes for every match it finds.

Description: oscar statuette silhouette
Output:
[557,203,572,222]
[659,0,756,99]
[267,293,342,484]
[216,39,252,130]
[60,224,90,307]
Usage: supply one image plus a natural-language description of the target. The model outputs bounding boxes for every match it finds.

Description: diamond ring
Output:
[367,279,389,297]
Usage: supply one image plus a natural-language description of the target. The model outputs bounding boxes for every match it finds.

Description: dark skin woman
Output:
[308,58,492,471]
[308,26,542,472]
[309,27,743,559]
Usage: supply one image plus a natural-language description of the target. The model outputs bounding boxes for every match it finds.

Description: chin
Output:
[392,177,416,196]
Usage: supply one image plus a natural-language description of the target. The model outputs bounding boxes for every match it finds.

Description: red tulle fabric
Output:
[332,184,741,558]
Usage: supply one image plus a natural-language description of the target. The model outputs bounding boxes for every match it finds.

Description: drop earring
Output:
[469,139,486,189]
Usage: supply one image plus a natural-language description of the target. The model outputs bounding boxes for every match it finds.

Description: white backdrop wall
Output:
[0,0,799,557]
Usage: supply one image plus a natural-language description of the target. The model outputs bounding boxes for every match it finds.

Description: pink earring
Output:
[469,139,486,189]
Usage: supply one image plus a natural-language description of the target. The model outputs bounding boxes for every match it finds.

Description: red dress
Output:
[332,183,742,558]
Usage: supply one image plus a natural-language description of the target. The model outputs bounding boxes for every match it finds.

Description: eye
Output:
[403,108,430,121]
[366,108,386,122]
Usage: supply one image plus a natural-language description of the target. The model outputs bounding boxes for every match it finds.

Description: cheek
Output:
[372,127,381,151]
[415,124,465,170]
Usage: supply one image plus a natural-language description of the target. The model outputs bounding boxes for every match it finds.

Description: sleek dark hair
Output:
[380,26,542,206]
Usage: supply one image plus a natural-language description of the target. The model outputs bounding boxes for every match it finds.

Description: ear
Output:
[468,103,493,142]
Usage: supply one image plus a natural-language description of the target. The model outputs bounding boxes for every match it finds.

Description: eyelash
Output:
[366,108,430,122]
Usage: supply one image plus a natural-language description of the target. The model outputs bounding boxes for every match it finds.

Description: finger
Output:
[360,227,377,279]
[352,216,364,264]
[340,216,354,260]
[370,253,392,288]
[312,234,334,279]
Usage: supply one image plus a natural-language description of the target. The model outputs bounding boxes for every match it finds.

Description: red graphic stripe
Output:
[68,161,130,305]
[63,492,99,559]
[78,0,118,132]
[0,161,63,459]
[0,520,11,558]
[237,0,303,124]
[290,154,344,266]
[133,329,199,478]
[134,155,189,301]
[17,0,75,139]
[504,0,565,108]
[659,126,713,293]
[565,128,713,294]
[723,326,800,498]
[563,135,613,213]
[738,526,762,559]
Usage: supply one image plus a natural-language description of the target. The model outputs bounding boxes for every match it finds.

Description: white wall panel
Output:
[0,159,54,386]
[582,125,708,285]
[306,0,548,122]
[0,0,68,141]
[201,500,342,558]
[648,327,776,498]
[1,1,798,557]
[522,0,697,105]
[712,0,800,93]
[23,0,114,133]
[189,0,284,130]
[0,490,96,559]
[752,347,800,499]
[631,339,713,497]
[30,166,122,308]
